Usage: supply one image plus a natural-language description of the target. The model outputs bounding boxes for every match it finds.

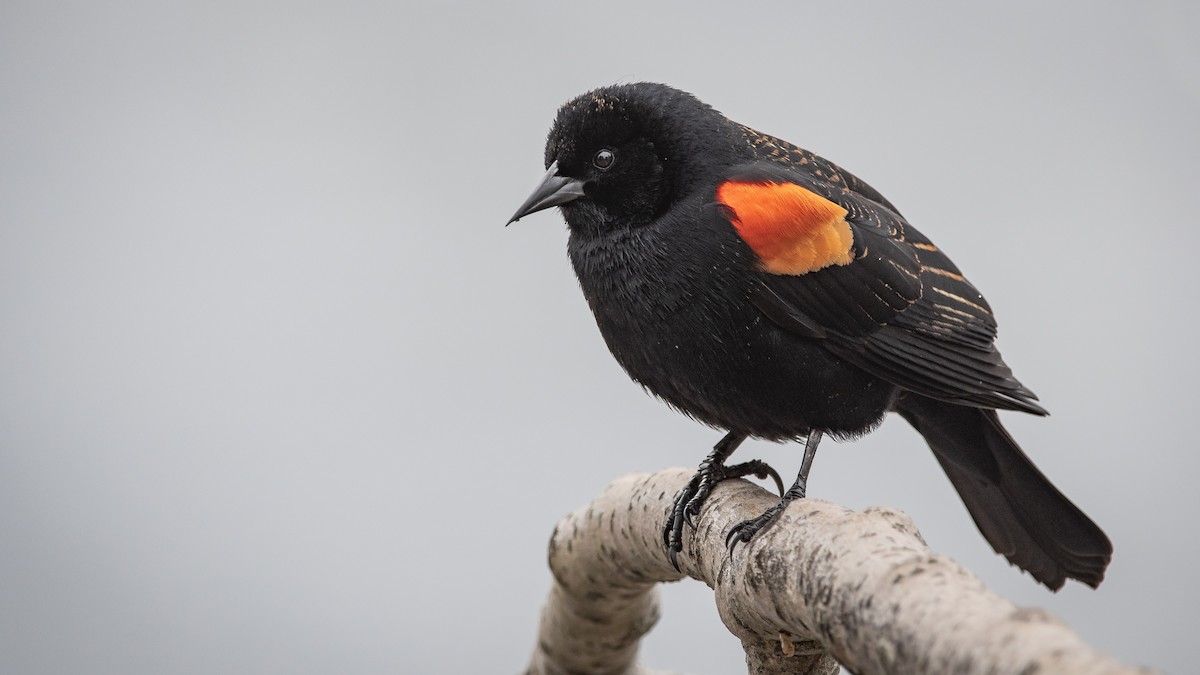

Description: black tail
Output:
[895,393,1112,590]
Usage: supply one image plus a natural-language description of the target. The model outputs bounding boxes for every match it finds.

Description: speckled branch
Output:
[524,468,1147,675]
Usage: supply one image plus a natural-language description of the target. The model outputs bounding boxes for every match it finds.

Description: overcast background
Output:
[2,1,1197,673]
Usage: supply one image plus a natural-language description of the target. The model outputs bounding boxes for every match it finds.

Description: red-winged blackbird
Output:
[509,83,1111,590]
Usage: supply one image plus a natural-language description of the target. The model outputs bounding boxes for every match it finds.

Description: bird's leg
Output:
[666,431,745,550]
[664,431,783,571]
[725,429,824,555]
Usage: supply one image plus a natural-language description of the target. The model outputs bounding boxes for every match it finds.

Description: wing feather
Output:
[723,159,1044,415]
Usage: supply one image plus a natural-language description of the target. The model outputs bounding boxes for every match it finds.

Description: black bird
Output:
[509,83,1112,590]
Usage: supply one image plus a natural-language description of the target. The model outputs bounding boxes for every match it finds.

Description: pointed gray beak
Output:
[507,160,586,225]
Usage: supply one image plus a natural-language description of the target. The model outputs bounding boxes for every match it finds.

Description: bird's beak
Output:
[507,160,586,225]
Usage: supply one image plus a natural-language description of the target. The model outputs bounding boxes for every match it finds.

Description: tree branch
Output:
[524,468,1147,675]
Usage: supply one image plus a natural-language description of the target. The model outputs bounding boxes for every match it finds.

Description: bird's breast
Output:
[565,221,896,438]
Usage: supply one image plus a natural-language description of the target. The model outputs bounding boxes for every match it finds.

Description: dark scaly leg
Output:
[725,429,823,555]
[664,431,784,570]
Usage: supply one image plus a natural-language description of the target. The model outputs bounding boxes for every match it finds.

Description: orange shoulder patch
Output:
[717,181,854,276]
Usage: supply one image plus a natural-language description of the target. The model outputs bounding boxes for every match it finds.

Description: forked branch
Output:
[524,469,1145,675]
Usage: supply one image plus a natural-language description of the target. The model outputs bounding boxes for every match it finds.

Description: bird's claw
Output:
[725,521,751,556]
[664,457,782,570]
[735,459,785,498]
[667,541,684,572]
[724,503,788,559]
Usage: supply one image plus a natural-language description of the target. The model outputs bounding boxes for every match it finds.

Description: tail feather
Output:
[896,393,1112,590]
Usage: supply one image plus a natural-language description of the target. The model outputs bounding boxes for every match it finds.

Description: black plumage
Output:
[509,82,1111,590]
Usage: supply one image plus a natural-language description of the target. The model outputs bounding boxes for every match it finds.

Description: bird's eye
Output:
[592,149,615,170]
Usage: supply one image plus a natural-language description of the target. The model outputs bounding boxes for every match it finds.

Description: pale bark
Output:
[525,468,1148,675]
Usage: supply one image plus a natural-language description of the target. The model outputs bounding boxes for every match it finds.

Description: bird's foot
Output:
[725,429,824,558]
[664,459,783,571]
[725,480,808,557]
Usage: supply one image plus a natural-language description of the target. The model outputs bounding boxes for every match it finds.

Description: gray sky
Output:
[1,1,1196,673]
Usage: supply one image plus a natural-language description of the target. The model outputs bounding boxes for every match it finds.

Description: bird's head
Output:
[508,83,746,236]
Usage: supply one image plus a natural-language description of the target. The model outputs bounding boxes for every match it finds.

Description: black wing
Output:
[725,159,1046,415]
